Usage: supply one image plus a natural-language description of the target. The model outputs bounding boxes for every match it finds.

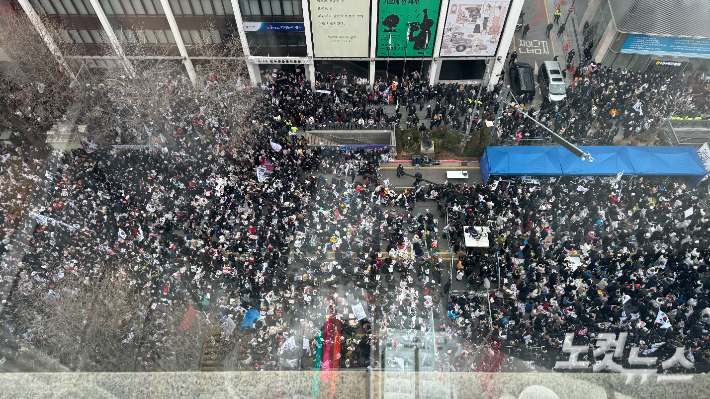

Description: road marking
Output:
[518,39,550,55]
[542,0,556,57]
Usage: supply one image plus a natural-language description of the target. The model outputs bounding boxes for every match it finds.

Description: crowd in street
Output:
[0,65,709,375]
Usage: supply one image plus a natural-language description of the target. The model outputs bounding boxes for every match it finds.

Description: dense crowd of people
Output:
[0,63,709,376]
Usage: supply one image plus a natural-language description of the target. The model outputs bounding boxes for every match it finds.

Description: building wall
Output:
[12,0,520,85]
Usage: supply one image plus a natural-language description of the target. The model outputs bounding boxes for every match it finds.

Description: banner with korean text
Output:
[310,0,370,57]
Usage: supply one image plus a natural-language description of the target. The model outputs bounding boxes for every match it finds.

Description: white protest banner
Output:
[685,207,693,218]
[655,310,672,329]
[270,140,282,152]
[279,336,296,354]
[352,303,366,320]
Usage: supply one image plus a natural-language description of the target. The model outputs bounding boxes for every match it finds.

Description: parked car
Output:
[538,60,567,102]
[509,62,536,98]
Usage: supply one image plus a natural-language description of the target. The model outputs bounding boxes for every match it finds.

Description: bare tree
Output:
[0,7,76,135]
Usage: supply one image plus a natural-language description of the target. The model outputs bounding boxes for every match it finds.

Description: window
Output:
[59,30,73,43]
[222,0,232,13]
[74,0,89,14]
[78,30,93,43]
[165,30,176,43]
[124,30,137,43]
[121,0,136,13]
[40,0,56,14]
[248,0,258,15]
[143,0,156,14]
[201,0,213,14]
[179,0,191,14]
[156,30,169,43]
[282,0,292,15]
[153,0,165,13]
[181,30,192,44]
[214,0,225,14]
[68,30,83,43]
[191,0,203,14]
[190,30,201,44]
[130,0,145,14]
[270,0,281,15]
[60,0,76,14]
[144,30,158,43]
[109,0,124,13]
[90,30,105,43]
[170,0,181,14]
[260,0,271,15]
[50,0,67,14]
[292,0,301,15]
[210,30,221,43]
[238,0,249,15]
[100,0,114,13]
[83,0,96,13]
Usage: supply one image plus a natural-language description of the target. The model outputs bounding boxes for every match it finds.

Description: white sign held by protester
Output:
[352,303,367,320]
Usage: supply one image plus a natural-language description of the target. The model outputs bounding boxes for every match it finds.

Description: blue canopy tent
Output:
[481,147,563,183]
[481,146,707,184]
[559,146,635,175]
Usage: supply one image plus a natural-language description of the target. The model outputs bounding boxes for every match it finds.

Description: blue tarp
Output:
[241,309,260,329]
[559,146,635,176]
[482,146,707,183]
[626,147,707,176]
[482,147,563,183]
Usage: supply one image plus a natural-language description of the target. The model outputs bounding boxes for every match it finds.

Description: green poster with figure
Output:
[377,0,441,57]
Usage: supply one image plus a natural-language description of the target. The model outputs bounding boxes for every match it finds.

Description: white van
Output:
[538,60,567,102]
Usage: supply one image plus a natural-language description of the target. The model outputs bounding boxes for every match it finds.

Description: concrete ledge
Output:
[0,371,706,399]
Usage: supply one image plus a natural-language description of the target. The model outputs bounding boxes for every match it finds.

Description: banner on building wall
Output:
[440,0,510,57]
[310,0,370,57]
[376,0,441,57]
[243,22,305,32]
[620,34,710,60]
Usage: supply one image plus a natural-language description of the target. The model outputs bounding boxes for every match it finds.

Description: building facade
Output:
[5,0,524,87]
[582,0,710,76]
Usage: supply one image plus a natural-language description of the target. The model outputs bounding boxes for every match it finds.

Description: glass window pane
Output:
[59,30,73,43]
[237,0,248,15]
[295,33,305,45]
[259,0,270,15]
[90,30,104,43]
[282,0,292,15]
[51,0,67,14]
[130,0,145,13]
[170,0,181,14]
[143,0,155,13]
[190,30,201,43]
[181,30,192,44]
[114,30,125,43]
[190,0,202,14]
[30,0,45,15]
[86,59,97,68]
[210,30,221,43]
[100,0,113,13]
[153,0,164,13]
[179,0,191,14]
[165,30,176,43]
[60,0,76,14]
[135,30,147,43]
[109,0,123,13]
[68,30,83,43]
[200,0,212,14]
[74,0,88,14]
[277,32,288,46]
[270,0,280,15]
[213,0,224,14]
[40,0,56,14]
[121,0,135,13]
[248,0,258,16]
[124,29,136,43]
[95,59,107,68]
[156,30,168,43]
[222,0,232,14]
[83,0,96,13]
[79,29,93,43]
[293,0,300,15]
[145,30,158,43]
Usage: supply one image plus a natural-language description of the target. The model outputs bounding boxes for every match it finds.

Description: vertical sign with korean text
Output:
[440,0,511,57]
[377,0,441,57]
[310,0,370,57]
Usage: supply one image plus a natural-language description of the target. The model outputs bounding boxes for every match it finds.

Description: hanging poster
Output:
[310,0,370,57]
[440,0,511,57]
[377,0,441,57]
